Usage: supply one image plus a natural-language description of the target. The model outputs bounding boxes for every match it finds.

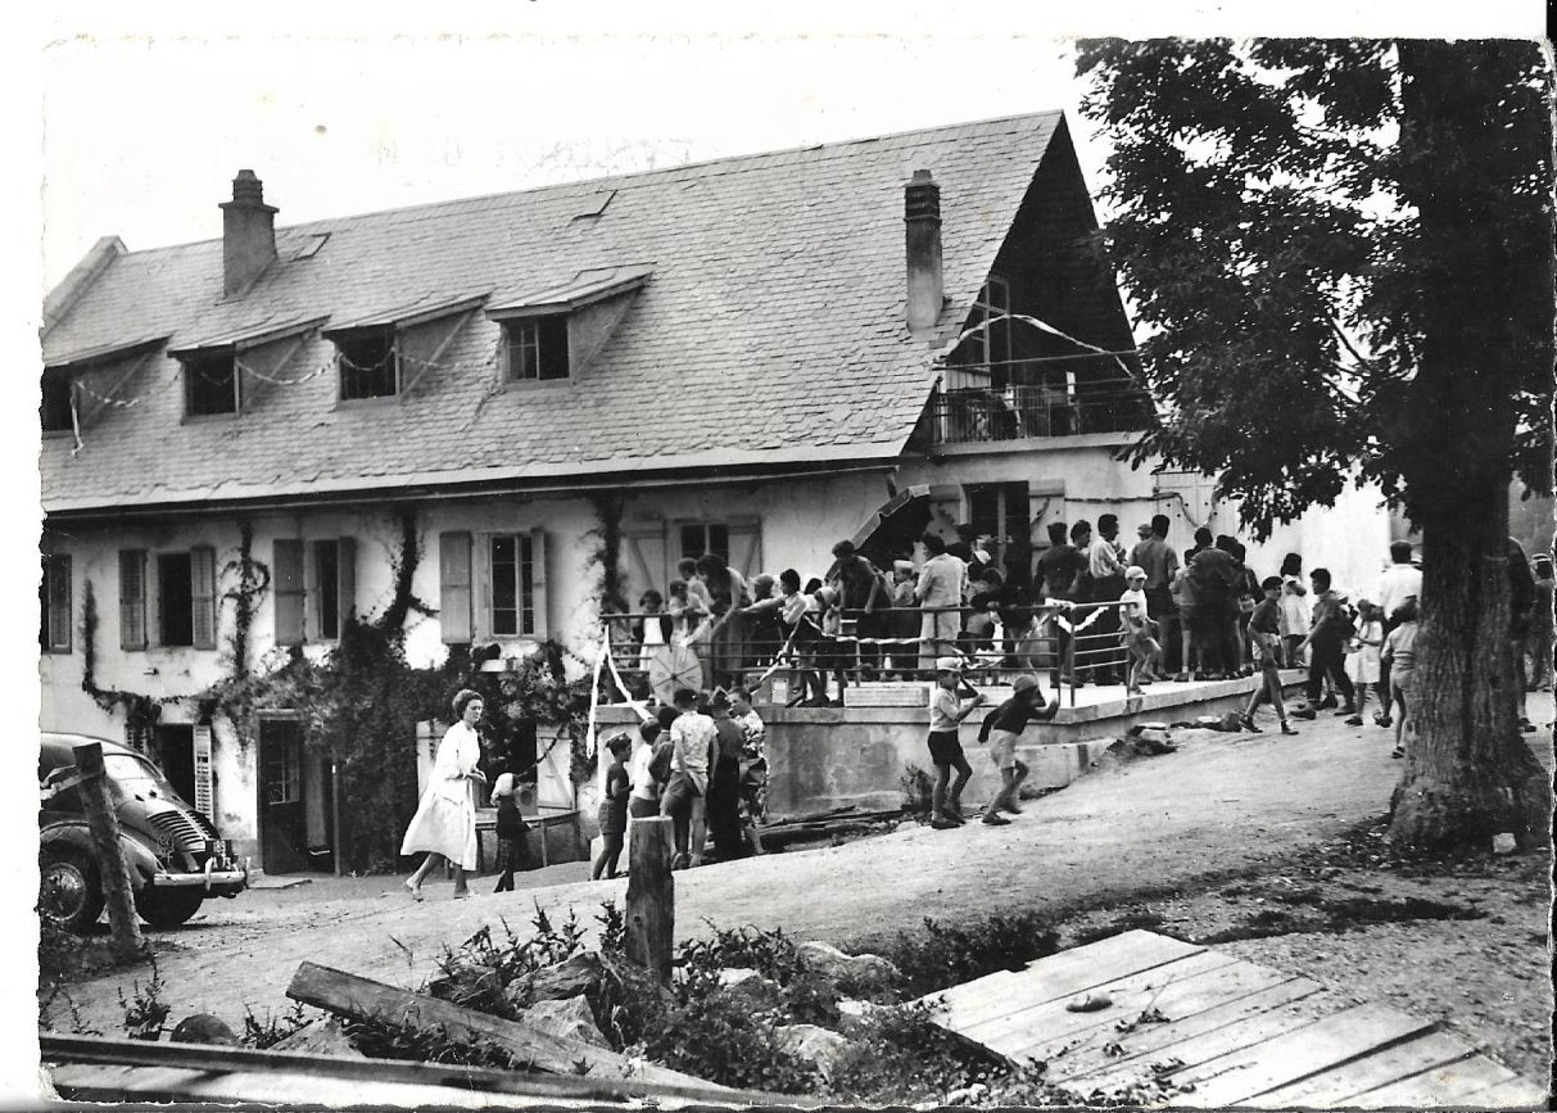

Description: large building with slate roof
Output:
[39,111,1387,868]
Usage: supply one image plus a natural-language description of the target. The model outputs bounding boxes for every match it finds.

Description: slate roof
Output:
[42,111,1070,515]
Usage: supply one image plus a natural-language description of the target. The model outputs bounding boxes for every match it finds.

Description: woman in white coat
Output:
[402,688,487,900]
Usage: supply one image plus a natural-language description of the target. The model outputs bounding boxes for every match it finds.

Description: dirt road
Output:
[45,701,1554,1071]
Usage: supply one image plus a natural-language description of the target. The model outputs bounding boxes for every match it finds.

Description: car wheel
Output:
[39,847,105,933]
[135,887,205,929]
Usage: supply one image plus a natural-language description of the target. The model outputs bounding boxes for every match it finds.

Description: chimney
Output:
[904,169,943,339]
[220,169,278,296]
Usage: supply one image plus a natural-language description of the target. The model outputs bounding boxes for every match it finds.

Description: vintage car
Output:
[39,733,248,931]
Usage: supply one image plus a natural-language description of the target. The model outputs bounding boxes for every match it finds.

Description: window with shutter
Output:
[273,539,305,646]
[41,553,73,653]
[191,546,218,650]
[158,552,196,646]
[484,531,548,638]
[439,531,473,643]
[119,550,147,650]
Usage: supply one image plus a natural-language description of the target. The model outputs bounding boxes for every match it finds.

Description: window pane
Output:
[538,316,570,380]
[338,332,398,399]
[159,552,194,646]
[186,355,238,415]
[41,374,73,432]
[680,524,705,561]
[520,535,535,634]
[492,535,518,635]
[315,540,340,639]
[708,525,729,563]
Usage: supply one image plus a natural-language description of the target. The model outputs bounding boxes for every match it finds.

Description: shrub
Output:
[900,764,934,819]
[849,909,1060,998]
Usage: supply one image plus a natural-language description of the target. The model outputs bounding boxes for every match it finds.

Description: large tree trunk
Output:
[1389,481,1551,850]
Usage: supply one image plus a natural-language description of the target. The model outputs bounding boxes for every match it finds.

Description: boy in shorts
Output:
[976,674,1060,825]
[928,656,985,829]
[1240,576,1299,735]
[1119,565,1163,694]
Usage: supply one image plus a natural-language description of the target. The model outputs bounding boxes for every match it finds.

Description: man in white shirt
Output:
[1374,541,1422,726]
[660,688,715,868]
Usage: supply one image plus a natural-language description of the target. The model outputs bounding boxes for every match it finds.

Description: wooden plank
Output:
[49,1063,599,1109]
[1244,1030,1475,1108]
[1044,968,1322,1084]
[926,930,1205,1033]
[1349,1052,1523,1108]
[965,950,1237,1059]
[285,960,719,1090]
[1461,1075,1551,1109]
[1170,1003,1433,1108]
[1061,988,1332,1094]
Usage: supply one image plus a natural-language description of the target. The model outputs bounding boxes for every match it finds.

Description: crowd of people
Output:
[398,528,1552,889]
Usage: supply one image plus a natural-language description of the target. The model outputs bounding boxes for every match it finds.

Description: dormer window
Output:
[41,371,74,433]
[185,351,241,416]
[503,316,570,383]
[336,327,400,400]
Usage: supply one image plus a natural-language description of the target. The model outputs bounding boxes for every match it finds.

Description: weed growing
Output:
[900,764,934,820]
[848,909,1061,998]
[116,956,170,1041]
[240,1001,312,1049]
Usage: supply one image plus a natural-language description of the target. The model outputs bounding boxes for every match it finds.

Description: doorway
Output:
[258,717,308,874]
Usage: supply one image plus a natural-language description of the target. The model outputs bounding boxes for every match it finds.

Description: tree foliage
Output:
[1076,39,1553,537]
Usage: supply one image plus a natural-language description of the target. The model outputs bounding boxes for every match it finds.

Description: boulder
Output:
[522,995,611,1049]
[270,1017,365,1058]
[836,998,886,1019]
[508,951,606,1007]
[717,967,784,1011]
[168,1014,238,1046]
[794,940,900,990]
[772,1023,856,1081]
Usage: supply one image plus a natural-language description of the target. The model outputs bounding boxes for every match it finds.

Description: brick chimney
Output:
[904,169,944,339]
[220,170,278,296]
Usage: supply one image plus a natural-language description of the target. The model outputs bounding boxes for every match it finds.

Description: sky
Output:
[7,2,1548,1102]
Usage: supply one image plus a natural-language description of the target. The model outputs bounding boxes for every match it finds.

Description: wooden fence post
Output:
[625,816,674,983]
[75,742,144,960]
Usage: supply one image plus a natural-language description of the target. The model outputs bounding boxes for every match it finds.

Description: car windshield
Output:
[103,753,180,803]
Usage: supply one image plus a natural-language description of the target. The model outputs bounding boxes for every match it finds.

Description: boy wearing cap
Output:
[976,674,1060,825]
[1119,566,1162,695]
[927,656,985,829]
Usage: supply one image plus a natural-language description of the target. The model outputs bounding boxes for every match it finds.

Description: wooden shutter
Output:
[623,524,668,602]
[273,539,305,647]
[118,550,147,650]
[44,554,72,653]
[528,527,549,638]
[337,537,357,627]
[192,725,214,819]
[726,520,763,582]
[191,546,218,650]
[439,531,473,643]
[928,484,964,538]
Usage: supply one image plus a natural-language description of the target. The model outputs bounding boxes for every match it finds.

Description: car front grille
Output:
[147,810,209,852]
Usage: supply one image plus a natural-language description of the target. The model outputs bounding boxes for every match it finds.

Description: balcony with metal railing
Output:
[926,353,1153,445]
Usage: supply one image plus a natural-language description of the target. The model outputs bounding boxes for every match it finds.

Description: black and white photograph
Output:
[15,4,1553,1106]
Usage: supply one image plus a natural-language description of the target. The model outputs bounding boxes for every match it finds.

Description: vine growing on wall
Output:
[78,580,169,738]
[585,491,628,613]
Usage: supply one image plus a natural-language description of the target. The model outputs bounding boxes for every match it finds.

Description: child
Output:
[489,762,531,893]
[1240,576,1299,735]
[666,579,711,690]
[975,674,1060,824]
[592,734,632,880]
[1119,566,1162,694]
[1278,554,1311,668]
[636,590,670,669]
[730,686,768,855]
[778,569,825,707]
[627,721,663,819]
[1381,599,1420,758]
[678,557,714,611]
[812,584,850,705]
[1344,600,1383,726]
[927,656,985,829]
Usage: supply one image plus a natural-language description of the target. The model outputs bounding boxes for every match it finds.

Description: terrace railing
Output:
[928,362,1152,445]
[596,600,1133,709]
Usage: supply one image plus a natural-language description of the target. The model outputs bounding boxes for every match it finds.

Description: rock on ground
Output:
[270,1017,365,1058]
[773,1022,856,1080]
[521,995,610,1049]
[795,940,900,989]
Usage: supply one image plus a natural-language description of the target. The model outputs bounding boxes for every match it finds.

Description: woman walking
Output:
[402,689,488,900]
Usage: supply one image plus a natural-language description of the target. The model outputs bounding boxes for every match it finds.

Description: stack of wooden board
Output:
[919,928,1544,1108]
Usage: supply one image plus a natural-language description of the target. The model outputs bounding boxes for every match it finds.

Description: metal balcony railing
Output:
[928,368,1153,444]
[595,601,1135,709]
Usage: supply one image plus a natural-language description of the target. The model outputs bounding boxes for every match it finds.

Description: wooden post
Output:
[625,816,674,983]
[75,742,144,960]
